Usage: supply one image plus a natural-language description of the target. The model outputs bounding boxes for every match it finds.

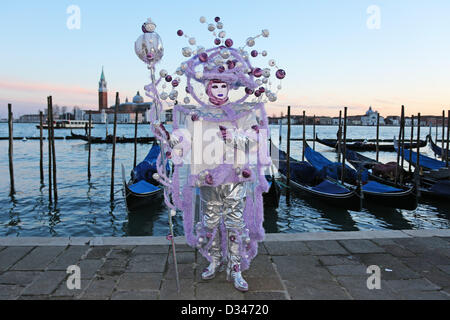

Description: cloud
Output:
[0,79,96,96]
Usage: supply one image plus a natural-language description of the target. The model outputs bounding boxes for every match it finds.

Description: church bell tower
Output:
[98,67,108,111]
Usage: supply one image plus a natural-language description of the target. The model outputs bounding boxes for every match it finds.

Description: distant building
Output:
[361,106,385,126]
[318,117,332,125]
[18,114,41,123]
[385,116,400,126]
[86,69,152,123]
[99,67,108,110]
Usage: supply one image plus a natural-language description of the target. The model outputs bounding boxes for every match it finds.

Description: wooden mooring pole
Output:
[49,96,58,202]
[134,109,139,169]
[400,108,406,184]
[110,93,119,202]
[39,111,44,184]
[376,113,380,162]
[302,110,306,161]
[286,106,291,203]
[409,115,414,173]
[341,107,348,184]
[8,104,15,196]
[313,115,316,151]
[47,97,53,203]
[417,113,421,169]
[337,110,342,163]
[446,110,450,167]
[88,113,92,180]
[395,106,404,184]
[442,110,445,159]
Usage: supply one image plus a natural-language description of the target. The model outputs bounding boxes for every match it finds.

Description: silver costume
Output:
[199,183,249,291]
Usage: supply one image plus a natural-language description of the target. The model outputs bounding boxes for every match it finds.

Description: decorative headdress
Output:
[135,16,286,108]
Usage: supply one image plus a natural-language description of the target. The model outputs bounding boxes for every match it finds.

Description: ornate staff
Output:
[134,18,180,293]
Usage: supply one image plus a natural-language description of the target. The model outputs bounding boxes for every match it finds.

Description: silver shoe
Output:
[201,260,225,280]
[227,266,249,292]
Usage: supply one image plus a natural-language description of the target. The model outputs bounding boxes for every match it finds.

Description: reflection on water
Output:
[0,123,449,237]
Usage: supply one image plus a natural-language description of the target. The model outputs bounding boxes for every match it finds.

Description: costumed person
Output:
[135,16,286,292]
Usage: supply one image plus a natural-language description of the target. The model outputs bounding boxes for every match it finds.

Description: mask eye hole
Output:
[221,85,227,89]
[212,85,218,89]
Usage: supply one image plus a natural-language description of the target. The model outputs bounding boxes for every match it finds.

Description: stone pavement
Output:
[0,229,449,300]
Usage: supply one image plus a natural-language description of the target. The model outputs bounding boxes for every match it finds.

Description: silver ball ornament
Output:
[182,47,192,57]
[160,92,169,100]
[135,31,164,65]
[159,69,168,78]
[208,24,215,32]
[246,37,255,47]
[219,49,230,59]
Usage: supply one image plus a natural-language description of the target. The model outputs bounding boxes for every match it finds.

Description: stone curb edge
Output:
[0,229,449,246]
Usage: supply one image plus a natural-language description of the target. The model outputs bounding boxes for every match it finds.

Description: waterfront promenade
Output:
[0,229,449,300]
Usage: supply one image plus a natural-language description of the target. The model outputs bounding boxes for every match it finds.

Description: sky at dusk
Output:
[1,0,449,119]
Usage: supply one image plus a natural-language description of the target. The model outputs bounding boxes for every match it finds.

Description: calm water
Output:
[1,123,449,237]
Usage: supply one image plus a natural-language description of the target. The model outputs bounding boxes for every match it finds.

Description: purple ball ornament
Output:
[245,87,254,95]
[142,24,149,33]
[172,80,179,87]
[191,114,199,121]
[251,125,260,133]
[253,68,263,78]
[215,17,221,22]
[254,90,261,97]
[214,38,221,46]
[251,50,258,58]
[229,235,236,242]
[205,174,214,185]
[276,69,286,80]
[165,75,173,82]
[225,39,233,47]
[218,66,225,73]
[199,52,208,63]
[146,52,154,61]
[259,87,265,93]
[166,234,173,241]
[177,29,184,37]
[227,60,235,70]
[233,265,240,272]
[242,169,252,178]
[166,151,172,159]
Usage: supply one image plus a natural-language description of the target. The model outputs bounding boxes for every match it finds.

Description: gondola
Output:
[272,142,362,211]
[305,143,418,210]
[393,137,447,171]
[428,134,450,161]
[71,131,156,144]
[264,175,281,208]
[122,142,164,213]
[346,147,450,201]
[316,135,427,152]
